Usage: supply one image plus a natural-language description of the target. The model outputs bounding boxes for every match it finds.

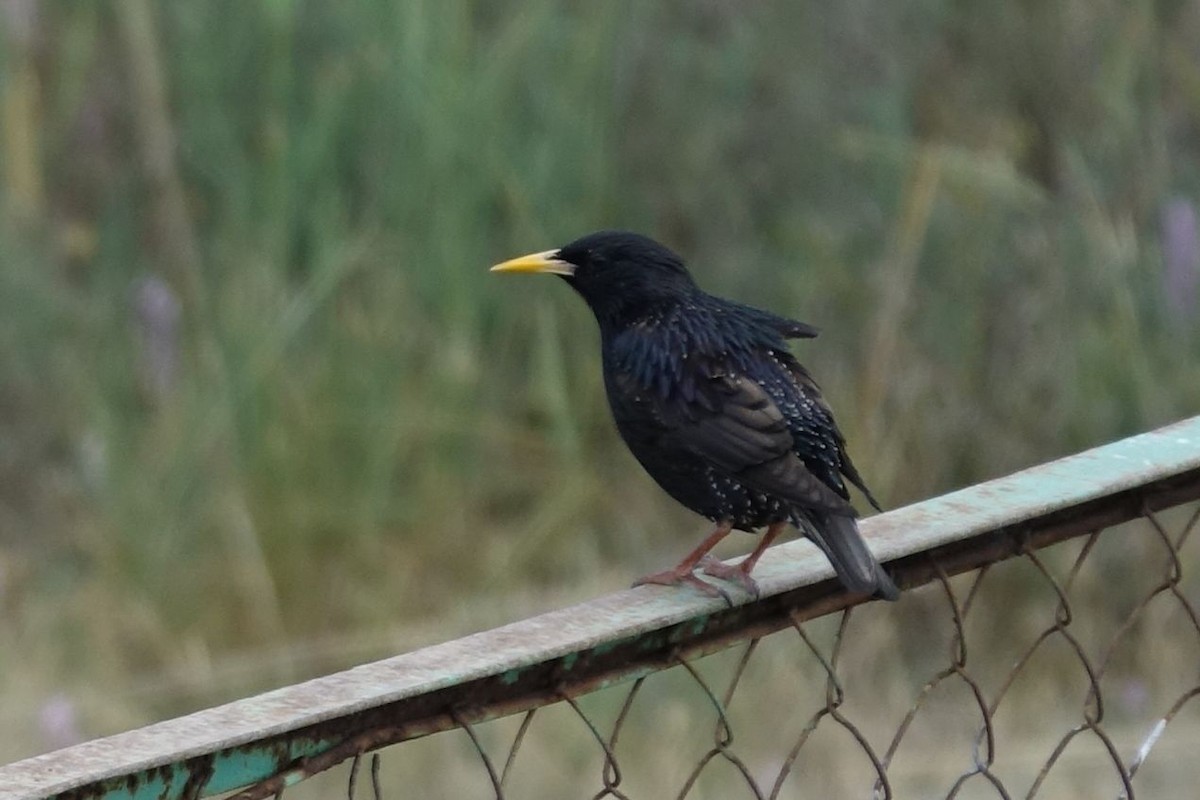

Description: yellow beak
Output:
[490,249,575,276]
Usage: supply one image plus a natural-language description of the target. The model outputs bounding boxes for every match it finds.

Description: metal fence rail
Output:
[4,417,1200,800]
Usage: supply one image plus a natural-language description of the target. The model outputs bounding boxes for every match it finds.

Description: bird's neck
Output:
[593,296,686,339]
[599,295,765,390]
[601,292,800,397]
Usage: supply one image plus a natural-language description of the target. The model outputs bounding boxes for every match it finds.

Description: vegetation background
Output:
[1,0,1199,795]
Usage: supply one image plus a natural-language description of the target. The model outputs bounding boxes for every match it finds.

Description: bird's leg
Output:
[634,522,734,601]
[701,521,788,598]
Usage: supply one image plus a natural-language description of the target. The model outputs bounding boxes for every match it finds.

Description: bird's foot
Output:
[699,556,761,599]
[633,568,733,606]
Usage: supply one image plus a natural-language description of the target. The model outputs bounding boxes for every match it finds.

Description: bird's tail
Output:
[804,512,899,601]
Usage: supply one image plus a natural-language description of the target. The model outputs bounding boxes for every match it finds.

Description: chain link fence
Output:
[5,417,1200,800]
[233,504,1200,800]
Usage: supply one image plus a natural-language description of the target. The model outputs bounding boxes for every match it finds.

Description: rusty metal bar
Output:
[4,416,1200,800]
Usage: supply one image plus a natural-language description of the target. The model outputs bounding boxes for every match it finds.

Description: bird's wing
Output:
[773,317,820,339]
[724,300,820,339]
[616,368,856,515]
[772,352,883,512]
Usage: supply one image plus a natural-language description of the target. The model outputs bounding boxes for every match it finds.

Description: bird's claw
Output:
[699,556,761,599]
[633,569,734,606]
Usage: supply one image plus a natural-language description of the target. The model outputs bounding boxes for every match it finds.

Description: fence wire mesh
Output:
[220,500,1200,800]
[7,419,1200,800]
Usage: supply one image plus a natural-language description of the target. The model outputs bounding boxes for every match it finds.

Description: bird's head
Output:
[491,231,698,326]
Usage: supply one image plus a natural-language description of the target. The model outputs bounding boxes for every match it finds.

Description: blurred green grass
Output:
[1,0,1200,765]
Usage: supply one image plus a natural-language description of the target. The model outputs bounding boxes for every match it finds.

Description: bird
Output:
[491,231,898,601]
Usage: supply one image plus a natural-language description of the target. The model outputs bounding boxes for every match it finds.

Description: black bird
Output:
[492,231,898,601]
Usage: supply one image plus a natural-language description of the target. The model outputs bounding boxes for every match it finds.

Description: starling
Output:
[492,231,898,601]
